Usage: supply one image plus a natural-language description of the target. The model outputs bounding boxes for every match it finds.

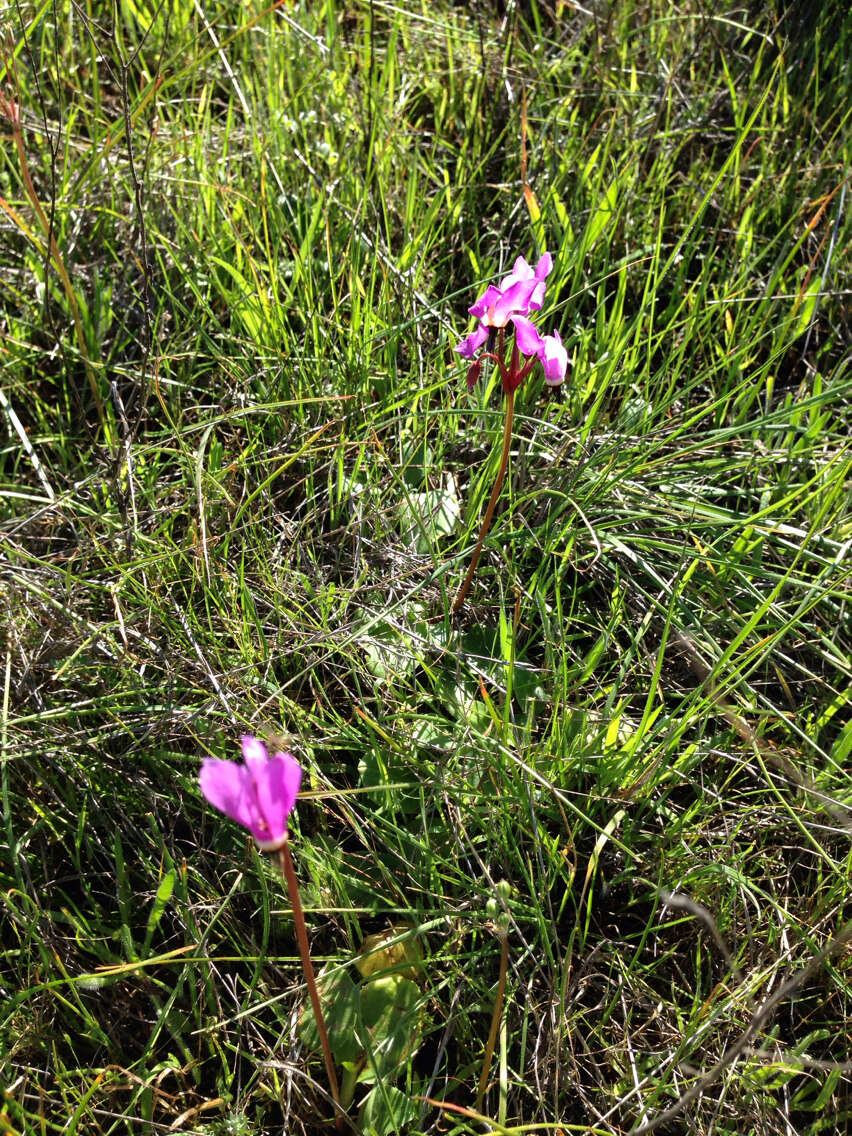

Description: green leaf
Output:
[586,177,618,248]
[297,967,363,1066]
[355,925,424,982]
[142,868,176,955]
[793,274,821,338]
[399,479,460,554]
[356,975,422,1083]
[359,1084,419,1136]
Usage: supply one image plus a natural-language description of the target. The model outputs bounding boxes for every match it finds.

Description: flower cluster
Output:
[454,252,567,394]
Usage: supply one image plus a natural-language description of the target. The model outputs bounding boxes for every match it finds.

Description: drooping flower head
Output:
[200,735,302,850]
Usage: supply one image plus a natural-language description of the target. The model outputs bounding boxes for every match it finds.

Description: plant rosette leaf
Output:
[355,974,422,1084]
[298,951,426,1082]
[355,924,424,983]
[361,621,418,683]
[359,1083,420,1136]
[297,966,363,1065]
[398,478,460,554]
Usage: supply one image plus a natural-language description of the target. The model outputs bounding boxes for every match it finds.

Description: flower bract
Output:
[200,735,302,850]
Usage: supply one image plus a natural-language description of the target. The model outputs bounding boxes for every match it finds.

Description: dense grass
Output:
[2,1,851,1133]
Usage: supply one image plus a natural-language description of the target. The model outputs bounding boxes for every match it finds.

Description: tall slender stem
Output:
[474,932,509,1113]
[277,841,343,1130]
[452,388,515,613]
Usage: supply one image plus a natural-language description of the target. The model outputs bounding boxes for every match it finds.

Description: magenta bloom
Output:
[538,330,568,386]
[455,252,552,360]
[454,289,541,359]
[467,277,539,327]
[454,250,564,395]
[455,323,490,359]
[200,735,302,850]
[497,252,553,311]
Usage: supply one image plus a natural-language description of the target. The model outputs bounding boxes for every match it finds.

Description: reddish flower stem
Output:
[452,387,515,613]
[277,841,343,1131]
[474,931,509,1113]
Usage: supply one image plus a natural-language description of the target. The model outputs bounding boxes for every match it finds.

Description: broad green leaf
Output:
[355,925,423,982]
[357,975,422,1083]
[360,1084,419,1136]
[298,967,363,1065]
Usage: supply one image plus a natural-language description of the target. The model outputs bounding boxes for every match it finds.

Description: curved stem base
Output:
[452,389,515,613]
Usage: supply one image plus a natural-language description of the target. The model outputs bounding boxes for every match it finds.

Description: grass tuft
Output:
[2,2,850,1133]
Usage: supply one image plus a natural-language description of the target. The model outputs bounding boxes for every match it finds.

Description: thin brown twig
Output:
[474,930,509,1113]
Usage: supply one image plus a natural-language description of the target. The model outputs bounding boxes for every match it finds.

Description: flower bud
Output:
[466,358,483,391]
[486,879,514,935]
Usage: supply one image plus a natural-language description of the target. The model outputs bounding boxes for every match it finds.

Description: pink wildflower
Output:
[200,735,302,850]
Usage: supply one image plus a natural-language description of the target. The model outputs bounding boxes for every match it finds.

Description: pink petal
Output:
[454,324,489,358]
[534,252,553,280]
[241,735,268,763]
[468,285,503,322]
[499,256,534,291]
[527,254,552,309]
[539,330,568,385]
[200,757,260,833]
[501,252,551,295]
[492,277,538,325]
[201,738,303,849]
[527,279,546,311]
[510,314,544,357]
[251,752,302,847]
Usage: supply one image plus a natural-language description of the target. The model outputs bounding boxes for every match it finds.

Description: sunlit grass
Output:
[1,1,851,1133]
